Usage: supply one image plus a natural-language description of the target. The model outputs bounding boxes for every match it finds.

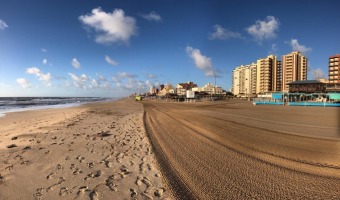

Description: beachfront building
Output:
[149,86,156,95]
[256,55,281,94]
[232,63,257,97]
[200,83,223,95]
[329,54,340,84]
[282,51,307,92]
[157,83,173,96]
[287,80,326,93]
[176,81,198,96]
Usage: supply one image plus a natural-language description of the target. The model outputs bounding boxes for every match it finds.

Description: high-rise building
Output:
[282,51,307,91]
[329,54,340,83]
[232,63,256,96]
[149,86,156,94]
[256,55,281,94]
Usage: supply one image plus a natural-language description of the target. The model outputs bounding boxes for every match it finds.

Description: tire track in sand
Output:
[142,101,340,199]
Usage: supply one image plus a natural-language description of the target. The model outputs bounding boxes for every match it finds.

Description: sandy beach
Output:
[0,98,170,200]
[1,98,340,199]
[143,99,340,199]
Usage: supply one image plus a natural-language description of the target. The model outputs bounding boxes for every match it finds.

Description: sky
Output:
[0,0,340,97]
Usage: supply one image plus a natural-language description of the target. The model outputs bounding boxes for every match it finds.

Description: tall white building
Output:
[232,63,256,96]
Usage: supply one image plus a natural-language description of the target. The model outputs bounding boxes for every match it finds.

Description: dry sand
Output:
[1,97,340,200]
[143,99,340,199]
[0,98,170,200]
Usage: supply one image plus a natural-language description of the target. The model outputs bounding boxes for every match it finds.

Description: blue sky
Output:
[0,0,339,97]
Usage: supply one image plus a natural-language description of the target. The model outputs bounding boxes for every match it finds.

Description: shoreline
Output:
[0,98,171,199]
[0,97,119,118]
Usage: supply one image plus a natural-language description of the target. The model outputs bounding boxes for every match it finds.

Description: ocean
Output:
[0,97,114,117]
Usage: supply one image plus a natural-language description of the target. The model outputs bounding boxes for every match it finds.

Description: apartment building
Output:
[232,63,256,96]
[329,54,340,83]
[256,55,281,94]
[282,51,307,91]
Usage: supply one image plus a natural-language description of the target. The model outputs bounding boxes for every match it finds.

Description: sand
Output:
[143,99,340,199]
[0,98,170,200]
[1,97,340,199]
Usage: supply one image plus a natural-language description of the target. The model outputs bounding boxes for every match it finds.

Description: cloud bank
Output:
[79,8,137,44]
[186,46,216,77]
[246,16,279,43]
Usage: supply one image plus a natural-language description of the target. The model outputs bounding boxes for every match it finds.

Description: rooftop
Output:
[287,80,323,85]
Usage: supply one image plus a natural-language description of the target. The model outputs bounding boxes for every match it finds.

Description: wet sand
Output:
[143,99,340,199]
[0,98,170,200]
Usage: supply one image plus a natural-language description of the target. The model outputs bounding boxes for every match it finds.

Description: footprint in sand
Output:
[59,187,70,196]
[154,188,165,197]
[87,170,102,178]
[76,156,85,163]
[0,174,4,185]
[46,172,55,179]
[33,188,44,200]
[23,146,31,150]
[105,175,118,191]
[119,165,131,178]
[6,144,17,148]
[73,168,83,175]
[87,162,94,168]
[135,176,143,186]
[89,190,99,200]
[77,186,88,196]
[130,188,138,198]
[46,177,66,192]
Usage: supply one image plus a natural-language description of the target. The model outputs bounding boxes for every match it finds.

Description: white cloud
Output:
[186,46,216,77]
[111,71,150,92]
[0,19,8,30]
[67,73,112,90]
[96,73,107,81]
[246,16,279,43]
[72,58,81,69]
[26,67,52,86]
[105,55,118,66]
[140,11,162,22]
[68,73,89,89]
[16,78,31,88]
[209,25,242,40]
[41,48,47,53]
[42,58,47,65]
[79,8,137,44]
[287,39,312,54]
[112,72,137,82]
